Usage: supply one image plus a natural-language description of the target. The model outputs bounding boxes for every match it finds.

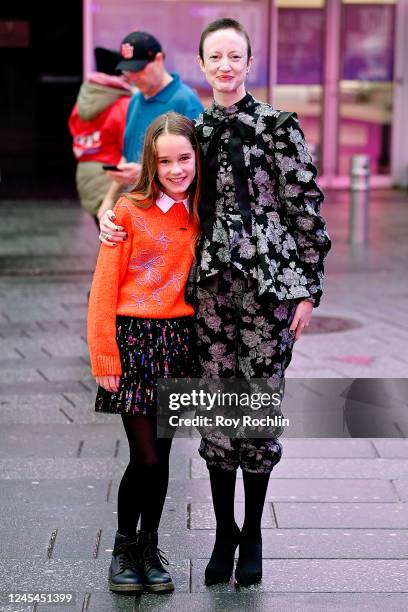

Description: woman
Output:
[99,17,331,588]
[193,18,331,588]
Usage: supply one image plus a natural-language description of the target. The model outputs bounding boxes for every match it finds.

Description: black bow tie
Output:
[199,115,255,237]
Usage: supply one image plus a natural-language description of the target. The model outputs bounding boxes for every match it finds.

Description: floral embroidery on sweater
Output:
[128,272,185,310]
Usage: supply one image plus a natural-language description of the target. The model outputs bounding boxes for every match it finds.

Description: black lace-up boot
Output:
[108,531,143,593]
[138,530,174,593]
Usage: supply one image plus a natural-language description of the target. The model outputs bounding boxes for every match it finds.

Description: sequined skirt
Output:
[95,315,196,415]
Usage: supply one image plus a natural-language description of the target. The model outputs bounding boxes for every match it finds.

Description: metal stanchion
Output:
[349,155,370,245]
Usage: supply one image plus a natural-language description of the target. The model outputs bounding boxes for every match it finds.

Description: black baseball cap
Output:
[116,31,162,72]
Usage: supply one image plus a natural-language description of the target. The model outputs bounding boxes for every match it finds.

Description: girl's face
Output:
[198,28,252,97]
[156,134,196,201]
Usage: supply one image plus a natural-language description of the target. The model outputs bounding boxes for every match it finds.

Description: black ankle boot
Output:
[138,530,174,593]
[205,523,241,586]
[235,532,262,587]
[108,531,143,593]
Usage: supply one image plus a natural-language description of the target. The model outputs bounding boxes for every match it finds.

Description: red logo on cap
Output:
[121,43,134,59]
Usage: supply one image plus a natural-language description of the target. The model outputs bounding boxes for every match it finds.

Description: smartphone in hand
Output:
[102,164,122,171]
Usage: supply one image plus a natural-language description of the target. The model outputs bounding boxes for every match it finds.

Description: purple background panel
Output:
[277,8,324,85]
[91,0,269,89]
[341,4,395,82]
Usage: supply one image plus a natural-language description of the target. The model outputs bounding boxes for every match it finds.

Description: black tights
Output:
[117,414,173,536]
[209,466,271,540]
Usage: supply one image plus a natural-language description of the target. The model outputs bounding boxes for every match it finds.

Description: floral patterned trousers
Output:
[195,265,297,474]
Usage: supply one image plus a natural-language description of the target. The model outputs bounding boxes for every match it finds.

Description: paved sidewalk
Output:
[0,192,407,611]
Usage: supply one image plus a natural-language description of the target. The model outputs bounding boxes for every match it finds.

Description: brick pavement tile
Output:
[50,527,105,560]
[0,381,90,396]
[0,394,80,424]
[0,356,87,369]
[167,477,398,502]
[287,367,345,378]
[191,457,408,480]
[99,527,408,561]
[61,407,119,425]
[0,255,96,276]
[0,429,79,458]
[0,340,54,361]
[0,479,109,505]
[273,501,408,528]
[39,337,89,358]
[0,526,102,562]
[189,502,275,530]
[59,392,95,408]
[0,458,130,480]
[0,332,87,356]
[0,305,58,323]
[191,558,408,592]
[35,365,92,384]
[373,440,408,458]
[0,501,186,535]
[112,592,408,612]
[393,480,408,502]
[328,360,408,379]
[52,392,120,424]
[274,458,408,479]
[110,473,399,504]
[0,525,51,560]
[0,605,33,612]
[0,280,89,301]
[266,477,397,502]
[0,368,47,384]
[259,528,408,560]
[85,593,135,612]
[0,559,189,592]
[278,439,377,457]
[0,503,119,531]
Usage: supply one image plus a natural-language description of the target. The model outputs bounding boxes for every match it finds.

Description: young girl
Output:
[87,111,200,593]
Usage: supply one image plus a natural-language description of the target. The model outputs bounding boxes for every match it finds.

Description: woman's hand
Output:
[96,375,120,392]
[99,210,127,247]
[97,195,116,223]
[289,300,314,341]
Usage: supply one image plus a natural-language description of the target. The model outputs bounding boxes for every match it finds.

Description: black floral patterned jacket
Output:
[193,92,331,307]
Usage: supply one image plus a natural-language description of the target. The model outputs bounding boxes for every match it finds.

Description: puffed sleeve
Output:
[272,113,331,307]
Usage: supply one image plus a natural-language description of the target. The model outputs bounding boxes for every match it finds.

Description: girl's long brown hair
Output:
[125,112,201,245]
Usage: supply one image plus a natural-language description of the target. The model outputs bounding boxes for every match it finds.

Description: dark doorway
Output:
[0,0,82,198]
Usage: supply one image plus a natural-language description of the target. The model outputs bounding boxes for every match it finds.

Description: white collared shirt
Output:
[156,191,189,214]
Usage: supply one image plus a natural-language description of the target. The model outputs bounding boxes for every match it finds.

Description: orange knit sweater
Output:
[87,195,198,376]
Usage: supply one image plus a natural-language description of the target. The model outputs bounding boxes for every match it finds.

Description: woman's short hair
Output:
[198,18,252,62]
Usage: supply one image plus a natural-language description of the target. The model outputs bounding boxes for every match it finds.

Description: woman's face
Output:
[155,133,196,201]
[198,28,252,97]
